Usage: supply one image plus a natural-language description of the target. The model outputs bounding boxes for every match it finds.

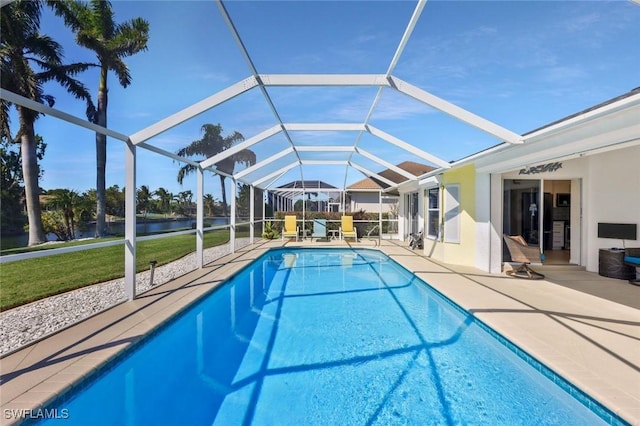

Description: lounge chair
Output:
[624,247,640,285]
[311,219,327,241]
[340,215,357,241]
[282,215,299,241]
[409,231,423,250]
[503,235,545,280]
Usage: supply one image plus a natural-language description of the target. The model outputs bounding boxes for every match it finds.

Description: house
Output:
[398,87,640,275]
[268,180,341,212]
[347,161,435,216]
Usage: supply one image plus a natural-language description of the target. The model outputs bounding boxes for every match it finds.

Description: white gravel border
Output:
[0,239,251,356]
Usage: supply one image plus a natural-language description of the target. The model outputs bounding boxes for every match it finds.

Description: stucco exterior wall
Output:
[584,145,640,272]
[498,145,640,273]
[421,164,477,267]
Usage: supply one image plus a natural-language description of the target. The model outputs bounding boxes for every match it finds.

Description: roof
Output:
[523,86,640,137]
[348,161,436,190]
[275,180,338,190]
[452,85,640,166]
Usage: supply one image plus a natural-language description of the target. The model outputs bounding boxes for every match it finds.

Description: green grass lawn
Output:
[0,230,233,311]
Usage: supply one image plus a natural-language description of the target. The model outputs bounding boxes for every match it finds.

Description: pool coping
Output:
[1,239,638,425]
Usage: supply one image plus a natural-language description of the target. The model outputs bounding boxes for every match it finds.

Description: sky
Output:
[7,0,640,202]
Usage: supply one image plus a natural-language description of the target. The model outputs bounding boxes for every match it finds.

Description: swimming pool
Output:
[36,248,618,425]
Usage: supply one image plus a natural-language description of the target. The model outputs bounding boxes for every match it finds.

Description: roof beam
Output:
[386,0,427,76]
[233,147,294,180]
[138,142,199,166]
[349,162,398,188]
[283,123,365,132]
[355,148,418,181]
[204,166,234,179]
[252,161,299,187]
[263,169,294,191]
[200,125,282,169]
[259,74,389,87]
[216,0,305,190]
[296,146,355,152]
[366,125,451,169]
[343,1,426,191]
[300,160,348,165]
[129,76,258,145]
[389,76,524,145]
[0,89,129,142]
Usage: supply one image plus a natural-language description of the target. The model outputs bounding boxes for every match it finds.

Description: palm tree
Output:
[154,187,172,218]
[51,0,149,238]
[47,188,80,240]
[1,1,94,246]
[173,190,193,216]
[203,194,216,217]
[177,124,256,217]
[136,185,151,218]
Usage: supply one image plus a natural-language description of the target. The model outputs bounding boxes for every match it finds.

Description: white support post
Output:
[231,178,236,253]
[250,185,255,244]
[196,167,204,269]
[124,141,137,301]
[379,190,383,242]
[475,173,491,272]
[262,190,267,236]
[539,179,544,255]
[489,173,503,274]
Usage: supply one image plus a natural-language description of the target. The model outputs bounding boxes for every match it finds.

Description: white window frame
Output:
[426,187,440,240]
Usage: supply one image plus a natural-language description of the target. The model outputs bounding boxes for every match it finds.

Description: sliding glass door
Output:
[503,179,576,265]
[503,179,541,245]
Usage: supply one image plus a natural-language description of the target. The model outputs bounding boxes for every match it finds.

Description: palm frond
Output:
[177,163,197,185]
[108,57,132,88]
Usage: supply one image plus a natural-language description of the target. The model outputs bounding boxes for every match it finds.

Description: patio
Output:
[1,239,638,424]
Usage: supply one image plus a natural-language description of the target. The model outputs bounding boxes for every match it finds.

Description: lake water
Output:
[0,217,230,250]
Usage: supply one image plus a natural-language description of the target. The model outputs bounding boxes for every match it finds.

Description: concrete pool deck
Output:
[1,239,638,424]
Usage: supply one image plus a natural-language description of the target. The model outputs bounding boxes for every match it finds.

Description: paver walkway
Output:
[1,239,638,424]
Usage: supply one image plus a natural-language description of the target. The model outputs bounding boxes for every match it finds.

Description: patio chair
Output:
[624,247,640,285]
[409,231,423,250]
[340,215,357,241]
[282,215,299,241]
[311,219,327,242]
[503,235,545,280]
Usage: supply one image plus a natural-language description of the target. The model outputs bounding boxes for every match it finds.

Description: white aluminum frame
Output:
[0,0,539,303]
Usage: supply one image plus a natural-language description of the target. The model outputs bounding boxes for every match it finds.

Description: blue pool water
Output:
[37,248,615,425]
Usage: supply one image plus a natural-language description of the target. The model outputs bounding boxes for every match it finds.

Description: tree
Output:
[52,0,149,238]
[107,185,124,217]
[203,194,216,217]
[236,183,251,219]
[136,185,151,218]
[74,190,95,232]
[176,124,256,217]
[1,1,94,246]
[1,134,46,235]
[46,188,80,240]
[154,187,172,218]
[173,190,193,216]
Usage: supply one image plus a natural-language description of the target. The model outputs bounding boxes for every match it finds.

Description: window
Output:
[444,184,460,243]
[426,187,439,239]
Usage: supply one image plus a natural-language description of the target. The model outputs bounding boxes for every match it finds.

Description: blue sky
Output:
[11,0,640,201]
